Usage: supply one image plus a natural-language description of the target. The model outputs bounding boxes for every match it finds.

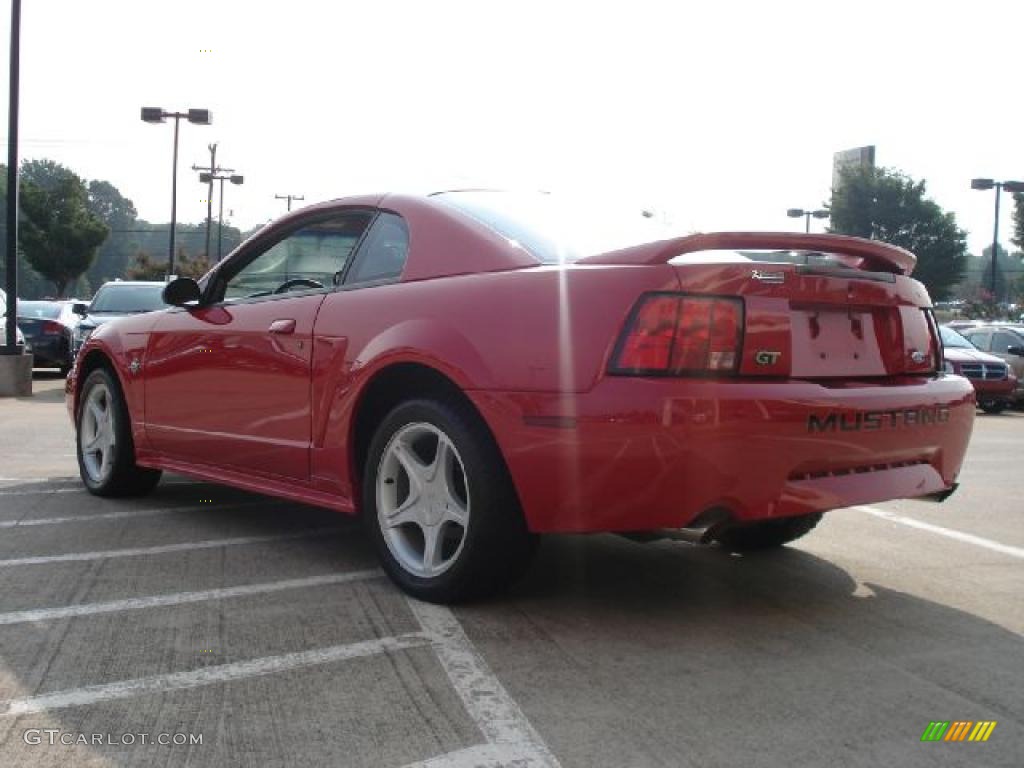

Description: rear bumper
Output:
[470,374,975,533]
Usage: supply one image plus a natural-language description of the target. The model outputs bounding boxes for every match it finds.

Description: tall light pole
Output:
[970,178,1024,302]
[200,172,244,261]
[787,207,829,233]
[275,193,305,212]
[141,107,212,278]
[3,0,22,357]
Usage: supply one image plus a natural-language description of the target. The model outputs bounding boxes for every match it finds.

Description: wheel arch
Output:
[348,361,517,515]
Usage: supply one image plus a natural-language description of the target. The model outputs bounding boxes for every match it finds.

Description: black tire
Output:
[979,400,1007,415]
[76,367,162,497]
[714,513,823,552]
[362,397,537,603]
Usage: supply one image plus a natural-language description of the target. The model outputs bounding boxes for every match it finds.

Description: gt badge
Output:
[754,350,782,366]
[129,358,141,375]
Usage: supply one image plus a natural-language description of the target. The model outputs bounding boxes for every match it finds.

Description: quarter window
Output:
[344,213,409,286]
[223,212,373,301]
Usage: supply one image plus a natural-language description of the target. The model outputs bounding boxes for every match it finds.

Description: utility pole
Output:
[275,193,304,212]
[200,170,244,262]
[191,143,218,260]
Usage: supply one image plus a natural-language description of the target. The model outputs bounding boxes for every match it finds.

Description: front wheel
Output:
[363,397,536,603]
[713,513,823,552]
[77,368,162,497]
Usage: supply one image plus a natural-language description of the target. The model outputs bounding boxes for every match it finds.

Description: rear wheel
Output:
[363,397,536,603]
[77,368,162,497]
[713,513,822,552]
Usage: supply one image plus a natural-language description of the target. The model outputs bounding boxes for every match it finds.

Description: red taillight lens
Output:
[615,296,679,371]
[41,321,63,335]
[611,294,744,375]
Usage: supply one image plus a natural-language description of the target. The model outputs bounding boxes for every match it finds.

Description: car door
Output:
[144,208,375,480]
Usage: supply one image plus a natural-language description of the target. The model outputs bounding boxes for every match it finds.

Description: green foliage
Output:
[1012,192,1024,250]
[127,248,213,281]
[828,166,967,301]
[18,160,109,297]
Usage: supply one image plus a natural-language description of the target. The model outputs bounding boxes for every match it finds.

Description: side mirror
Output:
[1006,345,1024,357]
[162,277,202,308]
[71,302,89,317]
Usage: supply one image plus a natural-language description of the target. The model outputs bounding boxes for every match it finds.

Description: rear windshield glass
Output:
[433,190,675,264]
[15,301,62,319]
[90,284,168,313]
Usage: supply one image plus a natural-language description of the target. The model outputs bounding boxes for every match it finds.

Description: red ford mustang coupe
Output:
[66,190,975,602]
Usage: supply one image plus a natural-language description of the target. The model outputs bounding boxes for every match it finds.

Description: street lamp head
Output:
[787,208,805,218]
[971,178,995,191]
[811,210,830,219]
[187,108,212,125]
[1002,181,1024,194]
[229,175,244,185]
[198,172,213,183]
[141,107,166,123]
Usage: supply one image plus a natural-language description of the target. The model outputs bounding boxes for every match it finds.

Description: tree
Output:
[1012,192,1024,250]
[828,166,967,301]
[86,179,141,286]
[18,160,109,297]
[127,248,212,281]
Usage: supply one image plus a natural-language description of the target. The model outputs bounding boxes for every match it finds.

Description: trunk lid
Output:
[583,232,937,379]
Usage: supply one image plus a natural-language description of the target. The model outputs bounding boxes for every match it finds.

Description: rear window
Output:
[433,190,675,264]
[16,302,62,319]
[90,284,168,313]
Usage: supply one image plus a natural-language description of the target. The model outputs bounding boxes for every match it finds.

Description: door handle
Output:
[268,319,296,335]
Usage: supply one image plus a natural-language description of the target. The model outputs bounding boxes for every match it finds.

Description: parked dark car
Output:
[16,300,79,373]
[940,325,1017,413]
[71,281,169,358]
[959,324,1024,406]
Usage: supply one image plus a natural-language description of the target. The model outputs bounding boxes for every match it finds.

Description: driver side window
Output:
[223,211,373,301]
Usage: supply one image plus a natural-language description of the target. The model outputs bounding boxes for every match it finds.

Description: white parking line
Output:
[854,505,1024,560]
[0,500,272,529]
[0,527,348,567]
[0,632,433,716]
[406,599,561,768]
[0,570,379,625]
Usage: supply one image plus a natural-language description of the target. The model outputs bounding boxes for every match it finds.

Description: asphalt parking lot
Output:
[0,374,1021,767]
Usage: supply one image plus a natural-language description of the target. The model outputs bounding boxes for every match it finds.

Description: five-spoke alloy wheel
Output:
[363,397,536,603]
[76,367,162,497]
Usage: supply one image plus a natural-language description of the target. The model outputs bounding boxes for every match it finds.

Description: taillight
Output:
[611,294,744,375]
[41,321,63,335]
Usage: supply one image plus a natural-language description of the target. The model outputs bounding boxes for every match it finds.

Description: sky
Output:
[2,0,1021,256]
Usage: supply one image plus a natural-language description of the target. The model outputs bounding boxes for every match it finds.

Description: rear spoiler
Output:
[577,232,917,276]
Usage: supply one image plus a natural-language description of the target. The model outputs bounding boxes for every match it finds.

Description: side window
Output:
[343,213,409,286]
[967,330,991,351]
[222,212,373,301]
[991,332,1016,354]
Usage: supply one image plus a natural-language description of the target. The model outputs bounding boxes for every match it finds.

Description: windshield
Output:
[89,284,167,313]
[940,326,975,349]
[16,301,62,319]
[433,190,676,264]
